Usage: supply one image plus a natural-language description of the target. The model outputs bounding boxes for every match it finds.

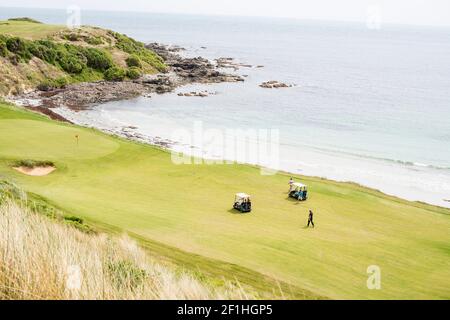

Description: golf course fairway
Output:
[0,103,449,300]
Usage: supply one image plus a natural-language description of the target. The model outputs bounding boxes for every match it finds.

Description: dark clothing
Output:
[307,211,314,228]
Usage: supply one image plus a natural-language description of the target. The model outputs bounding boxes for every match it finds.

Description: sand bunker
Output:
[13,166,56,176]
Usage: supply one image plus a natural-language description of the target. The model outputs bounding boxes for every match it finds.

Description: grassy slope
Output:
[0,201,247,299]
[0,20,66,39]
[0,20,165,95]
[0,103,449,299]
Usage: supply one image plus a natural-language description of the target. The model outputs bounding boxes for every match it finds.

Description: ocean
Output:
[1,7,450,207]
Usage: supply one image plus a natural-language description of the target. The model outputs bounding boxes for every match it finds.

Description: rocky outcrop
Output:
[259,81,293,89]
[146,43,244,84]
[15,81,147,111]
[177,90,216,97]
[215,57,254,71]
[138,74,178,94]
[11,43,245,112]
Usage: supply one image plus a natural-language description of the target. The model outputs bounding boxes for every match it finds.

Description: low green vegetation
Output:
[1,34,120,79]
[7,17,42,24]
[0,102,449,299]
[104,66,126,81]
[0,19,166,94]
[37,77,69,91]
[110,31,166,72]
[0,179,93,233]
[126,54,142,68]
[126,67,142,80]
[12,159,55,168]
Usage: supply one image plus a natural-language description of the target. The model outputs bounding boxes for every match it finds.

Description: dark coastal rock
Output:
[145,43,245,84]
[259,81,293,89]
[12,42,246,112]
[177,90,215,97]
[215,57,254,71]
[139,74,177,93]
[19,81,146,111]
[146,42,185,59]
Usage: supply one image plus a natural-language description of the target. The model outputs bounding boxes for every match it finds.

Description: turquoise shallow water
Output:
[2,7,450,206]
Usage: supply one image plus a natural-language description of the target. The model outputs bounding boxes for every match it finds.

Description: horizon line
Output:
[1,5,450,29]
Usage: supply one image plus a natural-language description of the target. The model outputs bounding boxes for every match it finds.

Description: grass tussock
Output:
[0,201,249,300]
[7,17,42,24]
[13,159,55,168]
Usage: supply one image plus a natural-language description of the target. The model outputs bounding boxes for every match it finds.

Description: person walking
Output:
[307,210,315,228]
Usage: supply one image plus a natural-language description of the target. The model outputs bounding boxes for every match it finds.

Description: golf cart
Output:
[233,193,252,213]
[289,182,308,201]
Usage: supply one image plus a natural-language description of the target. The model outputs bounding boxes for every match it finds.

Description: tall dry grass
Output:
[0,201,248,300]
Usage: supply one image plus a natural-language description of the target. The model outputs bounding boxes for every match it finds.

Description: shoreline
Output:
[6,42,450,210]
[7,42,245,112]
[37,103,450,212]
[2,99,450,300]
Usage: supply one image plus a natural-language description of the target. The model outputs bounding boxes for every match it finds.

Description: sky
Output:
[1,0,450,27]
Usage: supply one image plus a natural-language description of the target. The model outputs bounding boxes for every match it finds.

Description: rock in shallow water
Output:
[259,81,293,89]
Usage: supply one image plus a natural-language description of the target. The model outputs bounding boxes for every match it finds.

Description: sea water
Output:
[1,7,449,207]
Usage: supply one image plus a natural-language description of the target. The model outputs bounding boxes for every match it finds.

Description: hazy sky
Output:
[2,0,450,27]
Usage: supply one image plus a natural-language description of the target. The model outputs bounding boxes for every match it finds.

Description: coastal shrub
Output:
[63,213,94,233]
[104,66,126,81]
[8,54,20,65]
[126,67,142,79]
[8,17,42,24]
[0,39,7,57]
[86,36,103,45]
[111,31,166,72]
[29,41,111,74]
[0,30,162,84]
[82,47,113,71]
[64,215,84,224]
[37,77,68,91]
[126,54,141,68]
[138,49,165,72]
[6,37,26,53]
[37,80,54,91]
[59,54,85,73]
[53,77,69,88]
[107,260,147,289]
[55,44,87,74]
[70,68,104,83]
[64,33,81,42]
[5,37,32,62]
[112,31,144,54]
[29,41,58,64]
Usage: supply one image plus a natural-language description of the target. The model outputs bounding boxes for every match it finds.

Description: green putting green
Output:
[1,103,449,299]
